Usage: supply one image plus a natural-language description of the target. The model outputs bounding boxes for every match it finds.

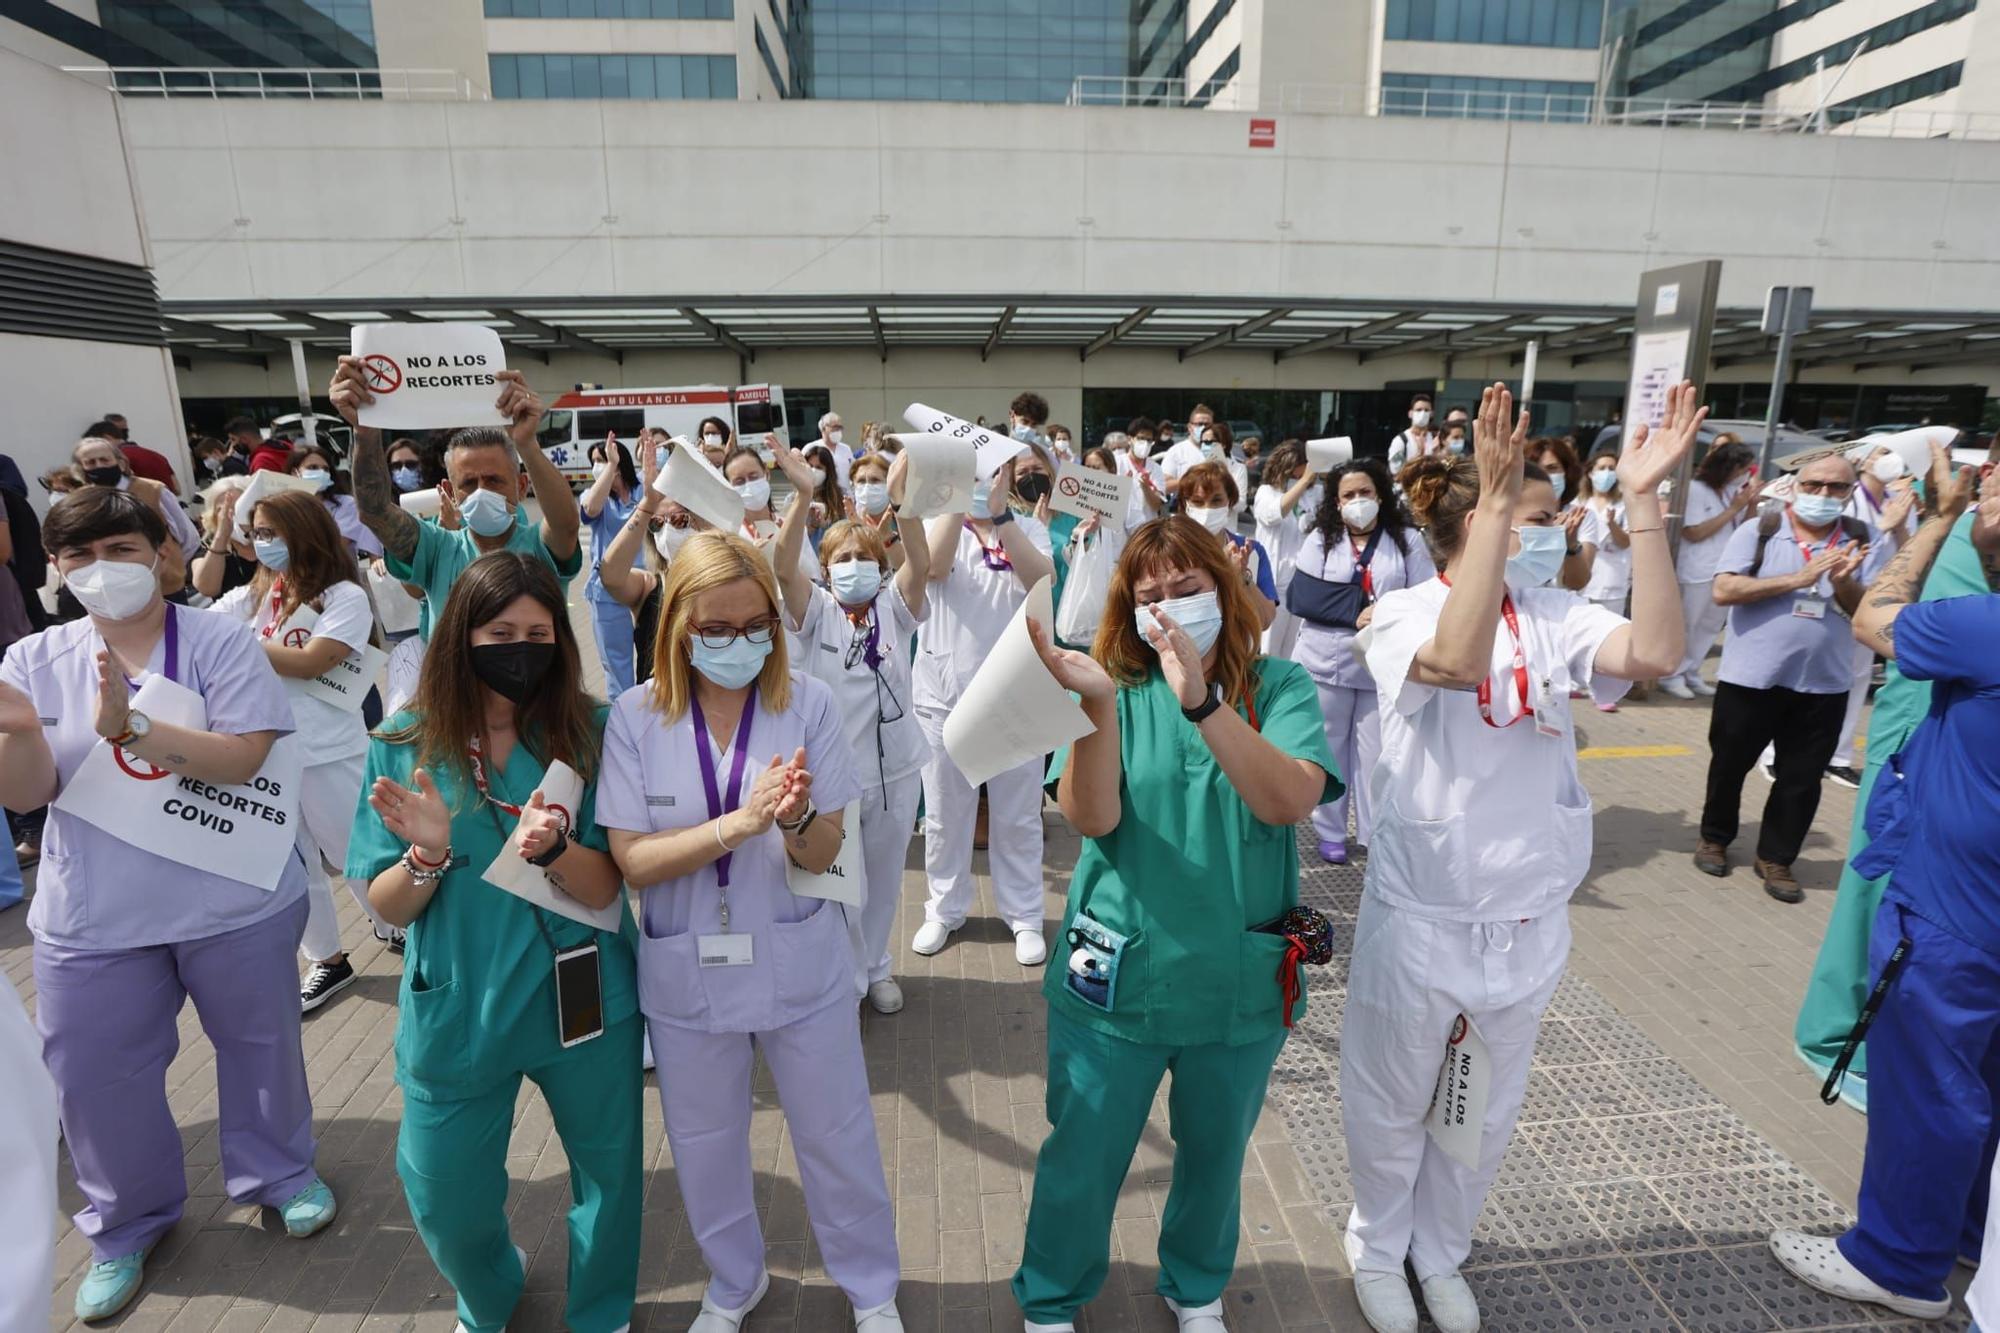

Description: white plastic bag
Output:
[1055,529,1112,645]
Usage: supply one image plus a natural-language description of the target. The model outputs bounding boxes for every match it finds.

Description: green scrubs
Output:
[387,517,583,641]
[347,709,641,1333]
[1013,659,1339,1324]
[1793,512,1989,1106]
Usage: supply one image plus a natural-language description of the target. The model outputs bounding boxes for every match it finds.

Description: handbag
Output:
[1286,528,1381,630]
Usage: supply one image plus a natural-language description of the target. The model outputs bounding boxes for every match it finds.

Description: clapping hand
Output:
[515,789,567,863]
[436,484,463,531]
[0,681,42,737]
[1619,381,1708,498]
[493,371,545,447]
[370,768,452,858]
[1027,616,1114,704]
[1473,383,1530,503]
[92,652,131,742]
[772,748,813,827]
[1142,603,1210,710]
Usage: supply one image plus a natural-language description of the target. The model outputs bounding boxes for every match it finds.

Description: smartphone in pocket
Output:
[554,943,605,1048]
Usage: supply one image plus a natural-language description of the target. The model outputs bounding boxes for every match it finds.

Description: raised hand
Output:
[1930,444,1977,523]
[493,371,545,444]
[1027,616,1114,703]
[987,461,1016,520]
[1619,381,1708,498]
[769,441,817,495]
[370,768,452,855]
[1881,487,1917,532]
[640,433,663,500]
[1142,603,1210,710]
[887,450,912,510]
[92,652,132,741]
[329,355,374,427]
[436,484,463,532]
[515,788,567,862]
[0,681,42,737]
[1473,382,1529,503]
[1560,507,1588,544]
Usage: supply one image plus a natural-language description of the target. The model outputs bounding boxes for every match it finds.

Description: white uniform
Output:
[1672,478,1748,686]
[1115,451,1167,531]
[792,580,927,987]
[1342,578,1626,1281]
[1157,437,1205,483]
[1830,482,1915,768]
[1252,483,1308,658]
[913,518,1053,933]
[1579,499,1630,613]
[1386,430,1444,473]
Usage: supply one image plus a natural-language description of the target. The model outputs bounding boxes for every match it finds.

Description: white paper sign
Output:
[398,487,444,519]
[350,322,511,431]
[229,469,321,542]
[1424,1012,1491,1171]
[892,432,979,518]
[785,798,864,907]
[1855,425,1958,478]
[1048,461,1133,523]
[481,759,625,932]
[52,674,303,889]
[1622,328,1692,445]
[1304,437,1354,473]
[656,439,747,533]
[369,564,422,636]
[1654,282,1680,317]
[942,577,1096,788]
[903,402,1026,479]
[270,607,387,714]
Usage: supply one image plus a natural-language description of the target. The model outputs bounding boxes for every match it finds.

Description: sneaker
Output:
[374,923,406,955]
[1756,858,1804,904]
[1694,839,1729,878]
[75,1251,147,1322]
[279,1177,337,1237]
[300,957,356,1013]
[1756,760,1776,784]
[1319,838,1347,866]
[855,1297,905,1331]
[1689,677,1717,697]
[1353,1269,1419,1333]
[911,921,955,956]
[1659,677,1696,700]
[690,1270,769,1331]
[1164,1295,1229,1331]
[867,978,905,1014]
[1595,700,1620,713]
[1769,1231,1952,1319]
[1419,1273,1481,1333]
[1014,928,1048,967]
[15,838,39,868]
[1825,765,1863,789]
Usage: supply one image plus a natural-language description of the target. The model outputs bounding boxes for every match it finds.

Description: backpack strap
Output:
[1749,505,1783,577]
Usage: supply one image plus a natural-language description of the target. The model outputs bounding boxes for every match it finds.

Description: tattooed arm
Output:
[1852,453,1976,657]
[331,356,421,562]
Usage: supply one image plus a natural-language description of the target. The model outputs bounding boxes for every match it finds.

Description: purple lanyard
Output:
[120,605,181,690]
[691,687,757,889]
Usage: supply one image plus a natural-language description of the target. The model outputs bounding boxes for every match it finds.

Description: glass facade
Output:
[795,0,1188,104]
[1381,73,1596,120]
[484,0,733,16]
[1385,0,1605,48]
[1707,0,1974,102]
[488,53,739,97]
[96,0,377,67]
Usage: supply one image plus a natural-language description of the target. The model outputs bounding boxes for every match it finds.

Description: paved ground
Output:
[6,653,1979,1331]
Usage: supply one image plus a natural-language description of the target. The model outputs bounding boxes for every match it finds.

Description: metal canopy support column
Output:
[982,305,1015,361]
[502,310,622,363]
[868,306,887,363]
[1275,311,1418,362]
[1360,313,1523,363]
[680,307,754,361]
[1180,308,1289,360]
[1081,306,1153,360]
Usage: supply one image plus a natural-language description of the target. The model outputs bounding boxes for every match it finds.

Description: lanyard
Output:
[466,734,521,818]
[844,604,883,673]
[1438,576,1530,729]
[1347,530,1383,598]
[966,521,1013,571]
[692,687,758,890]
[258,577,287,641]
[1788,510,1849,565]
[118,605,180,690]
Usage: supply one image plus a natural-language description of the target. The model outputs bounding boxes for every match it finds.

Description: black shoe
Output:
[374,923,407,956]
[1825,765,1862,789]
[388,933,405,956]
[300,958,356,1013]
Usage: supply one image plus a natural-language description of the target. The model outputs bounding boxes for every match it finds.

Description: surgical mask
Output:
[1447,437,1468,455]
[1410,410,1432,427]
[828,429,844,446]
[1341,498,1380,531]
[82,465,125,488]
[702,433,724,449]
[1184,504,1229,534]
[807,467,827,489]
[254,536,291,571]
[970,478,994,513]
[300,467,332,492]
[655,446,670,471]
[591,462,610,480]
[855,481,891,515]
[1506,524,1568,589]
[734,476,772,511]
[1546,471,1566,500]
[391,465,423,493]
[1131,440,1152,459]
[688,633,772,690]
[1590,469,1618,494]
[829,558,883,606]
[1871,454,1907,483]
[469,641,556,704]
[1135,590,1224,657]
[198,454,223,475]
[1791,493,1846,527]
[1016,473,1052,504]
[1201,441,1223,461]
[457,486,515,537]
[1011,422,1039,443]
[65,556,159,621]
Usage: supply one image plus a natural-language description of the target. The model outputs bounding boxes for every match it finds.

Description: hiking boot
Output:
[1756,857,1804,903]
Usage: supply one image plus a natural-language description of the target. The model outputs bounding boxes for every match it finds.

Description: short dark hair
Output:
[1010,392,1049,426]
[41,485,167,554]
[83,418,125,440]
[1409,393,1434,409]
[445,426,518,465]
[1125,416,1157,437]
[223,416,259,438]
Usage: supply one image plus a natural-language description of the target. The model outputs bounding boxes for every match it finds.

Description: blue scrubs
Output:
[1836,593,2000,1303]
[583,493,642,696]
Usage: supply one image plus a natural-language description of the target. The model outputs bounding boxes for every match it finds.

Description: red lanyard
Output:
[1438,576,1531,729]
[257,578,286,640]
[466,735,521,818]
[1348,536,1375,598]
[1788,511,1849,565]
[966,521,1013,570]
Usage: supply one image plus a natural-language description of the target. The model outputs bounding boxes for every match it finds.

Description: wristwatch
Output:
[111,710,153,747]
[778,801,819,838]
[527,830,571,868]
[989,508,1016,528]
[1181,682,1224,725]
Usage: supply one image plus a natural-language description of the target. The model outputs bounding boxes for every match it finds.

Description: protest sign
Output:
[656,438,747,533]
[228,469,319,542]
[785,798,864,907]
[53,674,302,888]
[892,432,978,518]
[398,487,445,519]
[350,323,511,431]
[1425,1012,1491,1171]
[1048,461,1132,524]
[1305,437,1354,473]
[271,606,387,714]
[903,402,1026,479]
[943,577,1096,788]
[481,760,625,932]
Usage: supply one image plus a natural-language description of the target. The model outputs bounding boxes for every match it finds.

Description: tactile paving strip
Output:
[1275,844,1919,1331]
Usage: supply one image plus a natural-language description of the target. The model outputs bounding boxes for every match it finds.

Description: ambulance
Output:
[536,383,790,482]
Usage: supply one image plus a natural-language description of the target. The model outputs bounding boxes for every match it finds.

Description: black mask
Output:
[469,641,557,704]
[1016,473,1052,504]
[83,465,125,488]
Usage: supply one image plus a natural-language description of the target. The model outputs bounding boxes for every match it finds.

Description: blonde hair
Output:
[818,518,890,572]
[647,532,793,721]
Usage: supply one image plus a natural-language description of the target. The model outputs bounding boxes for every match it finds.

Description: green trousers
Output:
[1012,1005,1287,1325]
[397,1014,644,1333]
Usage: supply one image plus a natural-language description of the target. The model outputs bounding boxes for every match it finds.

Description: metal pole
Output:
[1757,289,1794,480]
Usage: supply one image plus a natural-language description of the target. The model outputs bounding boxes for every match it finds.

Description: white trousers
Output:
[297,752,378,963]
[915,705,1046,933]
[1340,897,1572,1279]
[849,771,922,987]
[1311,681,1378,848]
[1674,579,1729,684]
[649,1001,899,1311]
[1832,637,1875,768]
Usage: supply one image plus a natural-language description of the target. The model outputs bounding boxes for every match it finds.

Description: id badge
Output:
[554,943,605,1048]
[698,933,754,967]
[1063,912,1132,1013]
[1532,674,1564,740]
[1792,596,1827,621]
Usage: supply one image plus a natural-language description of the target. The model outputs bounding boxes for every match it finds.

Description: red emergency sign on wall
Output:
[1249,118,1276,149]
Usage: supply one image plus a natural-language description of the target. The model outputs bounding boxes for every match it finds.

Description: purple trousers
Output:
[34,895,319,1261]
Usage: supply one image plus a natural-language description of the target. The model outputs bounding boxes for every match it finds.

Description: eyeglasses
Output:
[1796,480,1855,497]
[691,620,778,650]
[249,526,281,542]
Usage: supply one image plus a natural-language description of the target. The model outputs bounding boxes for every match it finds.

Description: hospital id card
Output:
[1792,596,1828,620]
[1531,675,1564,740]
[698,933,754,967]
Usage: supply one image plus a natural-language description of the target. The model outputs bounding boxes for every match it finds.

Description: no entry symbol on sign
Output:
[1057,475,1083,498]
[114,746,173,782]
[361,355,402,394]
[283,627,312,648]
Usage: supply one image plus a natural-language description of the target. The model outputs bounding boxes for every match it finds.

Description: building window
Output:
[1826,60,1965,123]
[98,0,379,68]
[489,54,739,98]
[1187,47,1240,107]
[1381,72,1596,121]
[756,21,787,95]
[1385,0,1603,49]
[1703,0,1975,103]
[484,0,733,17]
